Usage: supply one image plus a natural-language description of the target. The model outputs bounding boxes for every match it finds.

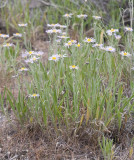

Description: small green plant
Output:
[99,136,115,160]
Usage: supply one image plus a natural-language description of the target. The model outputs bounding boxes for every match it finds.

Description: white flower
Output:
[114,34,121,40]
[48,54,60,61]
[29,94,40,98]
[106,28,119,36]
[0,34,9,38]
[3,43,14,47]
[13,33,22,37]
[119,51,131,57]
[47,23,61,28]
[105,46,116,52]
[22,51,35,58]
[124,27,133,32]
[19,67,28,72]
[92,16,101,20]
[25,56,40,63]
[64,41,72,47]
[46,29,62,34]
[69,65,79,70]
[57,35,69,39]
[69,40,77,44]
[77,14,88,18]
[34,51,44,56]
[18,23,27,27]
[92,43,103,48]
[63,13,73,18]
[76,43,81,47]
[84,37,96,43]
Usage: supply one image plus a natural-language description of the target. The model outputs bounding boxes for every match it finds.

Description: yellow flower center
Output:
[111,29,115,32]
[16,33,20,35]
[109,48,112,51]
[33,57,37,61]
[68,42,72,45]
[66,14,69,17]
[77,43,80,47]
[29,51,33,54]
[32,94,37,97]
[62,36,65,38]
[53,29,57,32]
[6,43,10,46]
[52,57,56,60]
[87,39,91,42]
[21,67,25,70]
[72,65,76,68]
[124,52,127,56]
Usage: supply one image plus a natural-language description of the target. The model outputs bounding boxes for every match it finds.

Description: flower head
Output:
[76,43,81,47]
[119,51,131,57]
[64,41,72,47]
[92,16,101,20]
[57,35,69,39]
[105,46,116,52]
[47,23,61,28]
[22,51,35,58]
[92,43,103,48]
[46,29,62,34]
[25,56,40,63]
[0,34,9,38]
[29,93,40,98]
[69,65,79,70]
[63,13,73,18]
[77,14,88,18]
[106,28,119,36]
[48,54,60,61]
[84,37,96,43]
[124,27,133,32]
[18,23,27,27]
[3,43,14,47]
[19,67,28,72]
[13,33,22,37]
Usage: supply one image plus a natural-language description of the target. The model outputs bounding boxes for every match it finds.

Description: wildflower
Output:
[124,27,133,32]
[46,29,62,34]
[92,43,103,48]
[22,51,35,58]
[77,14,88,18]
[84,37,96,43]
[57,35,69,39]
[13,33,22,37]
[34,51,44,56]
[29,94,40,98]
[106,28,119,36]
[63,13,73,18]
[76,43,81,47]
[92,16,101,20]
[25,56,40,63]
[114,34,121,40]
[0,34,9,38]
[19,67,28,72]
[47,23,61,28]
[119,51,131,57]
[105,46,116,52]
[69,65,79,70]
[18,23,27,27]
[3,43,14,47]
[48,54,60,61]
[64,41,72,47]
[70,40,77,44]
